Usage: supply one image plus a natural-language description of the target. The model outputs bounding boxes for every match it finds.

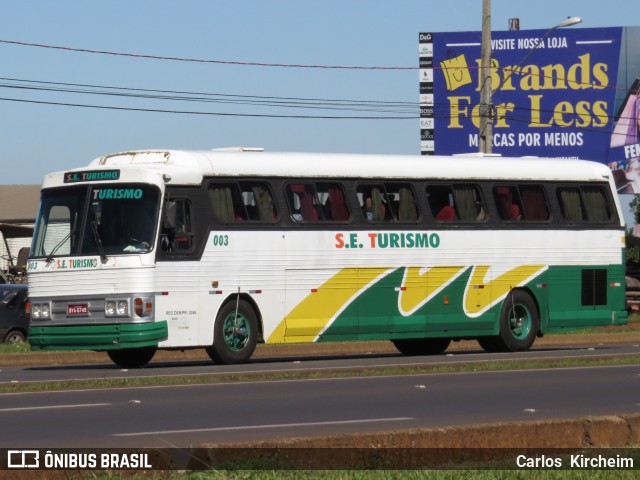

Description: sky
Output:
[0,1,638,188]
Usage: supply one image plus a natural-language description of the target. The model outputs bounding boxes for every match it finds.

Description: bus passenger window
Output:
[286,183,323,222]
[427,185,457,222]
[357,185,386,222]
[315,183,350,222]
[357,183,419,223]
[238,182,278,222]
[557,185,612,223]
[208,183,246,223]
[494,186,523,221]
[583,186,612,222]
[494,185,550,222]
[520,185,550,221]
[428,184,486,223]
[557,187,584,222]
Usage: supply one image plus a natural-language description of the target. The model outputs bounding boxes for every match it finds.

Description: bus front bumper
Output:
[28,321,168,351]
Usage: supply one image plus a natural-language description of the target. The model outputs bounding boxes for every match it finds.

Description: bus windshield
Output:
[31,184,160,258]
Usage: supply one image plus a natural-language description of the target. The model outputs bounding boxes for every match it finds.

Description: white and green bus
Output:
[27,149,628,367]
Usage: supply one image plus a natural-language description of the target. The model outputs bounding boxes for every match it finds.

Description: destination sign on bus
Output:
[64,170,120,183]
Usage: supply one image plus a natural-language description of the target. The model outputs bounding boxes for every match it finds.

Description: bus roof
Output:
[43,149,614,188]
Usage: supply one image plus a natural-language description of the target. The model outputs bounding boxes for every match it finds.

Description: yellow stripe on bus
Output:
[267,267,391,343]
[464,264,546,316]
[399,266,466,315]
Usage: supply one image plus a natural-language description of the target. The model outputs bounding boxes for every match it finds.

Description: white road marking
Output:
[0,403,111,412]
[114,416,414,437]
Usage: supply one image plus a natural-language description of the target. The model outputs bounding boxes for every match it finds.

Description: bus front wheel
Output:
[392,337,451,356]
[206,299,258,364]
[107,346,156,368]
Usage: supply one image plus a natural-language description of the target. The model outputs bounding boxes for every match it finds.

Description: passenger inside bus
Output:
[435,205,456,221]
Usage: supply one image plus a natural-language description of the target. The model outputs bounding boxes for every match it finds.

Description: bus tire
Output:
[477,336,507,353]
[493,290,539,352]
[392,337,451,356]
[207,299,258,365]
[107,346,156,368]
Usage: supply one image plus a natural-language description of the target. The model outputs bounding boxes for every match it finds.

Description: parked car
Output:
[0,284,28,343]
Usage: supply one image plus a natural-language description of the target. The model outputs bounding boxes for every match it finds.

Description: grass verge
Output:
[2,353,640,394]
[60,464,640,480]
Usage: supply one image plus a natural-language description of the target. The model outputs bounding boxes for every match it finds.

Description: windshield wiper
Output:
[45,212,77,266]
[90,220,108,264]
[45,231,74,266]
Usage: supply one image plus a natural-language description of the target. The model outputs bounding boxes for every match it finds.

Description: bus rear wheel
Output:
[206,299,258,364]
[479,290,539,353]
[392,337,451,356]
[107,346,156,368]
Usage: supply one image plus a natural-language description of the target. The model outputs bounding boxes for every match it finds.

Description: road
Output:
[1,344,639,449]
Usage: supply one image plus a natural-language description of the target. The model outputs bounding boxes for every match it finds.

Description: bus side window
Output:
[558,185,612,223]
[357,184,389,223]
[520,185,550,221]
[557,187,584,222]
[428,183,486,223]
[315,182,350,222]
[239,182,278,222]
[386,183,419,222]
[161,199,193,252]
[494,186,523,221]
[286,183,323,222]
[208,183,248,222]
[427,185,457,222]
[582,186,612,222]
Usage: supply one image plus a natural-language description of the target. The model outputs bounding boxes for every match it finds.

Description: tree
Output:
[631,195,640,224]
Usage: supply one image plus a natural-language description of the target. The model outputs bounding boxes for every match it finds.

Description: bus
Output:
[27,149,628,367]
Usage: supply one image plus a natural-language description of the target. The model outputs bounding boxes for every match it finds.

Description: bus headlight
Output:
[31,302,51,320]
[117,300,128,316]
[105,300,116,316]
[104,296,152,318]
[105,298,130,317]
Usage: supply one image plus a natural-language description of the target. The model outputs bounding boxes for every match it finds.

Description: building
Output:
[0,185,40,277]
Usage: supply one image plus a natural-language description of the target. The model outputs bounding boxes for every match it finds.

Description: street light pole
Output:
[479,0,492,154]
[498,16,582,93]
[478,12,583,154]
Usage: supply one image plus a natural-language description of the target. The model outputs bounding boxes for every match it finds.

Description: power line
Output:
[0,77,635,129]
[5,76,636,123]
[0,96,419,120]
[0,77,416,106]
[4,94,636,135]
[0,77,418,114]
[1,38,635,98]
[0,39,416,70]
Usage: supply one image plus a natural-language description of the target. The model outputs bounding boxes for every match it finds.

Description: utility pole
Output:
[479,0,492,154]
[477,7,581,155]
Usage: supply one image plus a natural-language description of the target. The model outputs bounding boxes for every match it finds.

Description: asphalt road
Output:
[1,345,640,449]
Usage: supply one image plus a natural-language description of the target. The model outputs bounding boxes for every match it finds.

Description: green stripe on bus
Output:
[29,321,168,351]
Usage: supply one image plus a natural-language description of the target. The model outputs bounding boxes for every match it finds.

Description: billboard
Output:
[419,26,640,194]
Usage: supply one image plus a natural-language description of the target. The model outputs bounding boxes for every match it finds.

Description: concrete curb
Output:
[188,414,640,469]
